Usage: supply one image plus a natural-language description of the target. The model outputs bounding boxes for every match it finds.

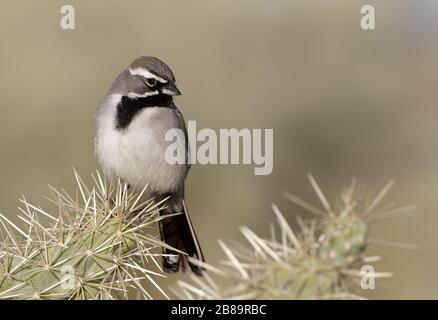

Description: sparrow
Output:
[95,56,204,275]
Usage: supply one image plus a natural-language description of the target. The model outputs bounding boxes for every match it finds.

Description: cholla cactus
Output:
[0,172,410,300]
[174,175,402,300]
[0,171,171,300]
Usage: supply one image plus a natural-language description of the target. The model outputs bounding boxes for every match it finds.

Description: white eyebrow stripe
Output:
[128,67,168,83]
[127,90,159,99]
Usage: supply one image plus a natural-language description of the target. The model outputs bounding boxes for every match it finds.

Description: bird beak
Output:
[162,81,182,96]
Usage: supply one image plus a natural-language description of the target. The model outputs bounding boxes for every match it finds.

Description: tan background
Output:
[1,0,438,298]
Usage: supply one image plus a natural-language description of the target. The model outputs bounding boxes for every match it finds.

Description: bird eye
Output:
[145,78,157,87]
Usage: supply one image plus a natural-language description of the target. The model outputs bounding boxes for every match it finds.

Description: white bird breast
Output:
[95,94,188,194]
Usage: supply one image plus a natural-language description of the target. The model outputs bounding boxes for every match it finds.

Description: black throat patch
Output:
[115,94,173,130]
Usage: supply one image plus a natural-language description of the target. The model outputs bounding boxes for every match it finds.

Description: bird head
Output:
[110,56,182,98]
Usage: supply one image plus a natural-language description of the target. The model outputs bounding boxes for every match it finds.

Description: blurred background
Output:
[0,0,437,299]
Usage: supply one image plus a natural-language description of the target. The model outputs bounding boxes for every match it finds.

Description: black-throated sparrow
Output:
[95,56,204,275]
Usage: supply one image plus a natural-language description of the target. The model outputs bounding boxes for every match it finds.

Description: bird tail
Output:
[159,198,205,276]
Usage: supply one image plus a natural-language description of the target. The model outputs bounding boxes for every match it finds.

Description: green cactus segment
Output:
[257,256,341,300]
[244,216,368,300]
[176,177,396,300]
[0,172,169,300]
[319,216,367,266]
